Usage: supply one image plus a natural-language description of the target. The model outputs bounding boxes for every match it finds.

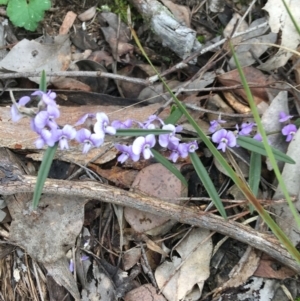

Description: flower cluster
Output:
[11,91,198,163]
[11,91,298,163]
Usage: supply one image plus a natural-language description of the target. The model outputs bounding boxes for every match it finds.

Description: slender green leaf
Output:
[130,27,300,262]
[151,149,188,187]
[116,129,171,136]
[39,70,47,92]
[248,152,261,213]
[189,152,227,219]
[282,0,300,35]
[164,106,184,125]
[32,144,58,209]
[237,136,296,164]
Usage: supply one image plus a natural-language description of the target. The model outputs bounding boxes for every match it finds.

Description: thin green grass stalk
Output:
[130,27,300,262]
[282,0,300,35]
[230,42,300,228]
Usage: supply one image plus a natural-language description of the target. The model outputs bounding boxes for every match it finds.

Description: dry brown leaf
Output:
[125,284,167,301]
[124,163,187,235]
[254,254,296,279]
[123,248,142,271]
[51,77,92,91]
[89,165,138,188]
[218,67,269,106]
[87,50,114,67]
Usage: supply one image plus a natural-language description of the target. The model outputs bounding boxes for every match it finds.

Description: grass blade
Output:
[116,129,171,136]
[32,144,58,209]
[189,152,227,219]
[237,136,295,164]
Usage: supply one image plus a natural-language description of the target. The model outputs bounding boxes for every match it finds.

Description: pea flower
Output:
[168,141,198,162]
[115,144,140,163]
[143,115,164,128]
[94,112,116,136]
[237,122,255,136]
[253,133,262,142]
[132,134,156,159]
[282,124,297,142]
[212,129,236,152]
[55,125,77,150]
[158,124,180,148]
[11,96,31,122]
[74,113,96,126]
[33,105,60,130]
[111,119,133,129]
[35,128,58,149]
[76,128,104,153]
[209,119,226,133]
[279,112,293,123]
[32,90,57,107]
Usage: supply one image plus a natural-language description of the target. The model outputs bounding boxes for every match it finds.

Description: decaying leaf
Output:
[7,194,87,300]
[125,284,167,301]
[0,35,71,84]
[124,163,187,235]
[155,228,212,301]
[218,66,270,106]
[259,0,300,70]
[273,128,300,246]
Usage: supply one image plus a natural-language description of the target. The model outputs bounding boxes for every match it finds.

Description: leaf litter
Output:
[1,0,300,300]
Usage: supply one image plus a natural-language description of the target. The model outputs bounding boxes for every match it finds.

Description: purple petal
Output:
[75,113,95,126]
[226,131,237,147]
[178,143,189,158]
[82,142,92,154]
[47,104,60,119]
[253,133,262,141]
[159,134,169,147]
[169,151,179,163]
[35,137,45,149]
[105,125,116,135]
[282,124,297,142]
[118,153,129,163]
[34,111,49,129]
[62,124,77,139]
[239,122,255,136]
[143,148,153,160]
[132,136,145,155]
[59,137,69,150]
[188,141,198,153]
[212,129,227,143]
[279,112,293,123]
[76,128,91,143]
[217,142,227,152]
[69,260,74,273]
[90,133,104,147]
[145,134,156,147]
[19,96,31,106]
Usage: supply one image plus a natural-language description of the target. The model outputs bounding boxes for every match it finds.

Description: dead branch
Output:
[1,175,299,274]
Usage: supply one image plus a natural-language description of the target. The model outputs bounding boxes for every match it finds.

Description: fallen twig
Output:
[1,175,299,273]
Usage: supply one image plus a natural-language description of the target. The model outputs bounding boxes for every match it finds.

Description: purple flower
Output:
[35,128,58,148]
[34,105,60,130]
[74,113,96,126]
[94,112,116,136]
[143,115,164,128]
[158,124,180,148]
[56,125,77,150]
[32,90,57,107]
[209,119,226,133]
[76,128,104,153]
[212,129,237,152]
[168,141,198,162]
[132,134,156,159]
[115,144,140,163]
[253,133,262,142]
[237,122,255,136]
[279,112,293,123]
[282,124,297,142]
[11,96,31,122]
[111,119,133,129]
